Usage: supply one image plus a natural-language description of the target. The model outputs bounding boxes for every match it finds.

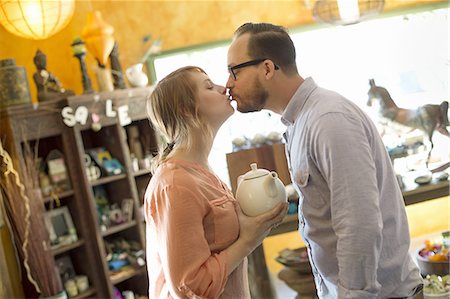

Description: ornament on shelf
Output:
[71,37,93,94]
[109,42,126,89]
[129,36,162,86]
[94,66,114,92]
[125,63,148,88]
[91,112,102,132]
[81,11,115,92]
[81,11,115,67]
[126,125,144,160]
[32,49,74,102]
[0,58,32,108]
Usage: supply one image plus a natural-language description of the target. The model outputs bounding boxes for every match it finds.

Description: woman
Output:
[145,66,287,299]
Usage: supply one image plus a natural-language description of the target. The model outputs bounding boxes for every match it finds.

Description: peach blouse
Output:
[144,159,250,299]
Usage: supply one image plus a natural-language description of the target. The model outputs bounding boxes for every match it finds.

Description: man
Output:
[226,22,423,299]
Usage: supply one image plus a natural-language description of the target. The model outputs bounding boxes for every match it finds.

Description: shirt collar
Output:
[281,77,318,126]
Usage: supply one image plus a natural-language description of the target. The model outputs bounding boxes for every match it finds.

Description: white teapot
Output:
[236,163,287,216]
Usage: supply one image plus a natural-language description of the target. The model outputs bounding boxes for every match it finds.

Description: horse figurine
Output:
[367,78,450,168]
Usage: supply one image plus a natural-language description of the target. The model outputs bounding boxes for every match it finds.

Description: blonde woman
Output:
[145,66,288,299]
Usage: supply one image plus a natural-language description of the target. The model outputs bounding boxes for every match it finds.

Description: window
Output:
[151,7,448,187]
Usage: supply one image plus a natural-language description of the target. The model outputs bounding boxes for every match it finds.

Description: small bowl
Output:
[416,249,450,277]
[275,247,312,274]
[424,292,450,299]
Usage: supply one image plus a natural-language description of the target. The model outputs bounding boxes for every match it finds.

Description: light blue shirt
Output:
[281,78,422,299]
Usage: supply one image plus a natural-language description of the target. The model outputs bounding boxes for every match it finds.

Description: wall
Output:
[0,0,445,103]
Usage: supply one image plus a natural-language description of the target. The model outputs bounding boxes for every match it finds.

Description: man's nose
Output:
[226,76,234,89]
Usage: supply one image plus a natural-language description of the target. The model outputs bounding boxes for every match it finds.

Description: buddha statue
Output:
[33,49,74,102]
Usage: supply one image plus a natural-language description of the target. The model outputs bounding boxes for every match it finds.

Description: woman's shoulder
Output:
[145,161,209,211]
[151,160,199,190]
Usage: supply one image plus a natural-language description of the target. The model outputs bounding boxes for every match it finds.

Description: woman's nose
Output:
[217,85,226,95]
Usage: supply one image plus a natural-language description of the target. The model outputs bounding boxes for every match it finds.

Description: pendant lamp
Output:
[313,0,384,25]
[0,0,75,40]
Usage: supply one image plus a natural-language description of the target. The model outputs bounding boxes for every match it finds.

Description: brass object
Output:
[0,58,32,109]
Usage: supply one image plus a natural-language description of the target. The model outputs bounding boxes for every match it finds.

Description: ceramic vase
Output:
[125,63,148,87]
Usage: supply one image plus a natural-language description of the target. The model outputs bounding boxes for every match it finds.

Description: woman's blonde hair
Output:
[146,66,213,173]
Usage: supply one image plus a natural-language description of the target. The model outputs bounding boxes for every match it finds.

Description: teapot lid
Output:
[241,163,270,179]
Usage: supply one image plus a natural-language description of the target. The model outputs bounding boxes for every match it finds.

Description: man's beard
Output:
[237,78,268,113]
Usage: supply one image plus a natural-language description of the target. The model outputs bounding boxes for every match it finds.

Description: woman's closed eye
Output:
[204,79,215,90]
[203,79,225,94]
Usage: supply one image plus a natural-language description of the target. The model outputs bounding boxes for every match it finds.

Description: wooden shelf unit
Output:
[0,87,158,298]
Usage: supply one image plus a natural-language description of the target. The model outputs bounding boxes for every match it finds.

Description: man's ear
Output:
[263,60,277,80]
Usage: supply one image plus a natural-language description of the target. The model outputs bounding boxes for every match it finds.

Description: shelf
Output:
[43,189,75,203]
[403,179,449,206]
[52,239,85,256]
[90,174,127,186]
[110,265,147,285]
[101,221,137,237]
[70,287,96,299]
[269,181,449,237]
[133,168,152,177]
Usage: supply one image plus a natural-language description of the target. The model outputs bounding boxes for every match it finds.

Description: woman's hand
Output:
[234,201,289,253]
[224,201,288,276]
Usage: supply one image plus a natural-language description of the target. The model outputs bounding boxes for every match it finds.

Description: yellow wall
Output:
[264,196,450,273]
[0,0,445,103]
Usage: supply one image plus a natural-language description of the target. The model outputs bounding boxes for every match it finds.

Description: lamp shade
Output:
[0,0,75,40]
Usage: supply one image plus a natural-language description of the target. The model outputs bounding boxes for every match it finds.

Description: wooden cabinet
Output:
[226,143,291,195]
[0,87,158,298]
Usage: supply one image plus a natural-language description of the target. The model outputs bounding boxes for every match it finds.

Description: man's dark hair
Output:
[234,22,298,75]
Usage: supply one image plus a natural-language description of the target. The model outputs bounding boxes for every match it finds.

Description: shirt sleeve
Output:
[310,112,382,298]
[147,183,228,299]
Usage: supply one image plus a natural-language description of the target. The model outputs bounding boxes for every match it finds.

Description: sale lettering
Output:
[61,99,131,127]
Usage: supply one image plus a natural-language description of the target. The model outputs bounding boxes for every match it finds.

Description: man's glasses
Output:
[228,58,279,80]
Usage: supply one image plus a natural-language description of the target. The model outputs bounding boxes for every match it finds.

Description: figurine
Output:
[109,42,126,89]
[71,37,93,94]
[33,49,74,102]
[367,78,450,167]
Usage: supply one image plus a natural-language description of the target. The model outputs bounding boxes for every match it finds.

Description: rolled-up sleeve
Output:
[148,184,228,299]
[310,112,382,298]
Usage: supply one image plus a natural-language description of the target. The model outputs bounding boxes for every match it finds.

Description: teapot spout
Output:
[264,172,279,198]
